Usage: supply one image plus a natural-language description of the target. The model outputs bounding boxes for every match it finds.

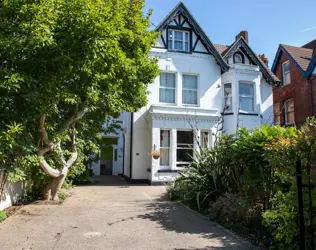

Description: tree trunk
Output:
[44,169,68,201]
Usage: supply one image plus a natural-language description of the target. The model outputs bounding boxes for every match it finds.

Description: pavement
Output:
[0,176,253,250]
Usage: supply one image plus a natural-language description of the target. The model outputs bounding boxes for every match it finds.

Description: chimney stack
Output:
[235,30,248,43]
[258,54,269,65]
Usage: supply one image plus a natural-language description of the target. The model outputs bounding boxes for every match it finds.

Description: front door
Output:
[100,146,113,175]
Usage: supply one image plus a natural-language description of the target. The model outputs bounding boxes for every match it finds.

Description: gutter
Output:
[129,112,134,180]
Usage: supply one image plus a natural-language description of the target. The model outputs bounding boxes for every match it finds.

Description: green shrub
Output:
[208,193,251,227]
[58,191,68,201]
[262,190,298,249]
[0,210,7,222]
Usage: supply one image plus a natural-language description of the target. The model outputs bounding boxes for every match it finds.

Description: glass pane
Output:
[168,30,173,49]
[174,41,183,50]
[174,31,183,41]
[284,72,291,84]
[160,130,170,147]
[160,148,169,166]
[177,131,193,145]
[182,90,197,104]
[240,97,254,111]
[283,61,290,72]
[177,148,193,162]
[239,83,254,97]
[286,111,295,124]
[234,54,243,63]
[185,42,189,52]
[185,32,189,42]
[159,88,175,103]
[183,75,197,89]
[160,73,175,88]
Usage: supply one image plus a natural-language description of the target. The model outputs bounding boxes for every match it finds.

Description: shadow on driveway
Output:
[137,194,253,250]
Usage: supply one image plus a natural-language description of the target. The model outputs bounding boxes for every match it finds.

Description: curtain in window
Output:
[285,99,294,124]
[274,103,280,125]
[183,75,198,105]
[160,130,170,166]
[239,83,254,111]
[160,73,175,103]
[174,31,183,50]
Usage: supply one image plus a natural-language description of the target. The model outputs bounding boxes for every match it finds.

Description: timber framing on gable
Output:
[154,2,229,73]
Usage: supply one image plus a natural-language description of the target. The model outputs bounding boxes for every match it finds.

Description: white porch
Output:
[145,105,220,183]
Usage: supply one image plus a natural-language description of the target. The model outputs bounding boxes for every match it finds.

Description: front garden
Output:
[168,119,316,249]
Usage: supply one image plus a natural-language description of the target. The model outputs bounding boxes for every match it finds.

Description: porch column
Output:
[171,129,177,170]
[151,127,160,180]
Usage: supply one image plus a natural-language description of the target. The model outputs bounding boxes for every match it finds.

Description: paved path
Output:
[0,176,253,250]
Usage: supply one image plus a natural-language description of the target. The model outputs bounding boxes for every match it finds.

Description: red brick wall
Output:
[273,53,314,127]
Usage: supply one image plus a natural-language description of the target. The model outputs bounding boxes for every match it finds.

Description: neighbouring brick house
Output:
[271,40,316,126]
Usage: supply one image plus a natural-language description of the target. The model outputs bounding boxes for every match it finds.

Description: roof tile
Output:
[281,44,313,71]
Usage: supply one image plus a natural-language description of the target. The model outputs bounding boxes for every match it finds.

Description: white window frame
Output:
[176,130,194,167]
[160,130,170,168]
[223,83,232,112]
[159,72,176,104]
[168,29,190,52]
[282,61,291,85]
[239,81,255,113]
[284,99,295,125]
[182,74,199,106]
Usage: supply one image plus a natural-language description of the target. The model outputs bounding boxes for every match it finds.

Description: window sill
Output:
[222,112,234,116]
[281,83,292,87]
[167,49,191,54]
[285,122,295,127]
[239,111,258,116]
[182,104,199,107]
[158,169,180,173]
[158,102,177,106]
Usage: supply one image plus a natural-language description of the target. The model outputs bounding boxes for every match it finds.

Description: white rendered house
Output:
[92,2,280,184]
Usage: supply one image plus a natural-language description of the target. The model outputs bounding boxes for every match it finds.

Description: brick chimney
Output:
[235,30,248,43]
[258,54,269,65]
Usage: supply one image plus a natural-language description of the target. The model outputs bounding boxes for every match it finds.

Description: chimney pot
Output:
[235,30,249,43]
[259,54,269,65]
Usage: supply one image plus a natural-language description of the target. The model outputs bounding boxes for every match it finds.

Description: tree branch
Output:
[59,103,87,135]
[38,144,61,178]
[39,114,51,145]
[66,132,78,168]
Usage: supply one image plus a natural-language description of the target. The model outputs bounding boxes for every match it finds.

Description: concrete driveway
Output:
[0,176,253,250]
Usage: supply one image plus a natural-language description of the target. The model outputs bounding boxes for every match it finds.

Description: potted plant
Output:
[150,145,160,160]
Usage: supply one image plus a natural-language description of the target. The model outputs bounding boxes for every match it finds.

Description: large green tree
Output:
[0,0,159,200]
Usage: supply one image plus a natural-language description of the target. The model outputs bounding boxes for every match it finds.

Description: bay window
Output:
[182,75,198,105]
[239,82,255,112]
[168,30,189,52]
[160,73,176,104]
[176,131,194,167]
[160,130,170,166]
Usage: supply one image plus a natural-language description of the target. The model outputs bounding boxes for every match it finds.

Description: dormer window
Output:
[233,52,244,64]
[168,30,189,52]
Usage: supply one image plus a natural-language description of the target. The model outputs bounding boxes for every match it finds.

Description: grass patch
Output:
[0,210,7,222]
[58,191,68,202]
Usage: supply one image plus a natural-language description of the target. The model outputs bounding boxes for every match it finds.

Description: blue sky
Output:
[144,0,316,67]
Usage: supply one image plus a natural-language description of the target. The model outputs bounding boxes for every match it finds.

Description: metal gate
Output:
[296,160,316,250]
